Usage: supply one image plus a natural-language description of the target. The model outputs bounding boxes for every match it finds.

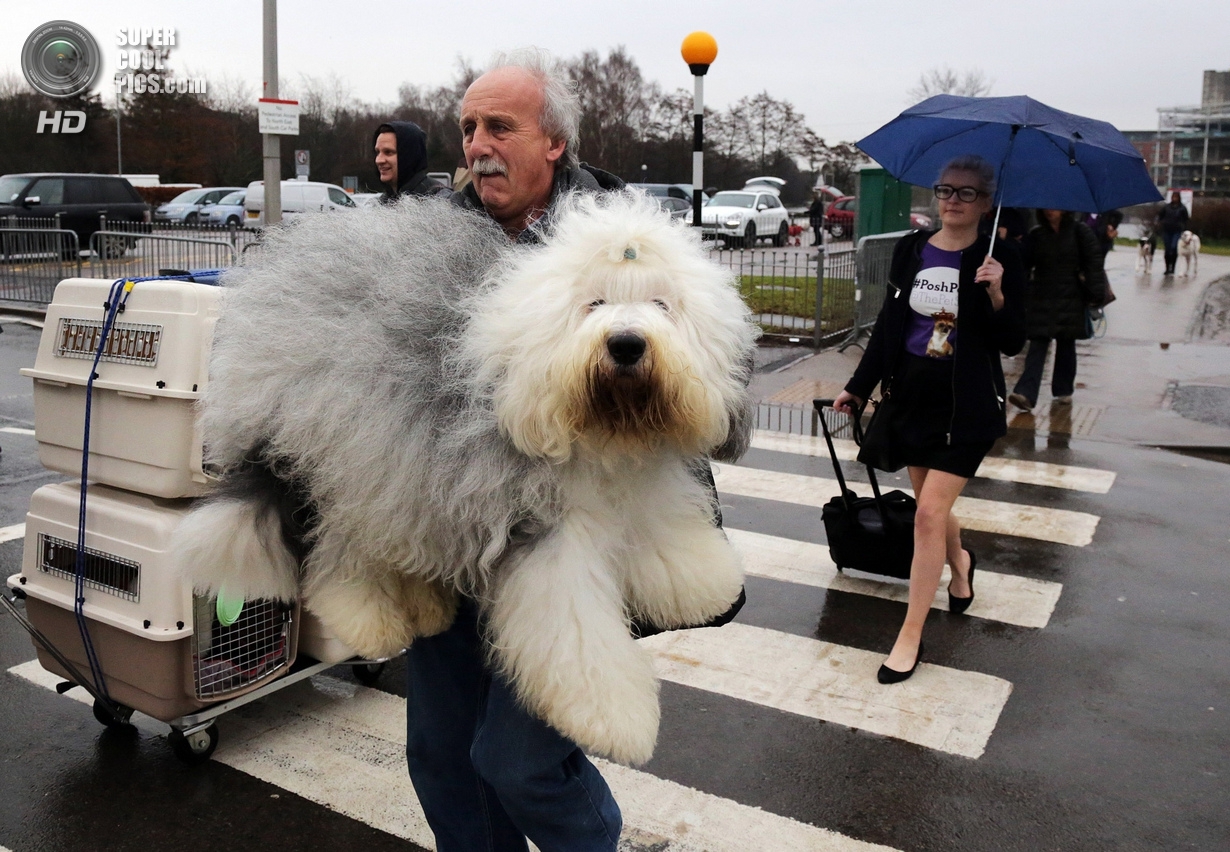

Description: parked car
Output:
[628,183,710,203]
[244,180,357,227]
[201,190,246,228]
[353,192,382,209]
[688,189,791,248]
[0,172,150,255]
[823,195,857,239]
[154,187,244,225]
[824,195,934,239]
[654,196,692,221]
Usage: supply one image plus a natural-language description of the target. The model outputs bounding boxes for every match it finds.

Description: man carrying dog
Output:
[1156,191,1190,276]
[406,49,624,852]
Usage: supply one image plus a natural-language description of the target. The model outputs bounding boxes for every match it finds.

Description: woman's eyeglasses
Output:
[933,184,987,203]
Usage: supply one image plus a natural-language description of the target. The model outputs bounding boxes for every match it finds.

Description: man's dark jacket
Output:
[1022,220,1108,340]
[375,121,448,202]
[845,230,1027,444]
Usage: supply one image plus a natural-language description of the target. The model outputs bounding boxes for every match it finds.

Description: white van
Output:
[244,180,356,226]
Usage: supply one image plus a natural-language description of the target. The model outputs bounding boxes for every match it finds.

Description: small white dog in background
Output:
[174,191,759,765]
[1179,230,1201,276]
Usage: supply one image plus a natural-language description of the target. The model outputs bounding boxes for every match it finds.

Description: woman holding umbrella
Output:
[833,155,1026,683]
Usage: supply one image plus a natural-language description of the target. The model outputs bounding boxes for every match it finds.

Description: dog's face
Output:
[467,192,759,462]
[1180,230,1194,247]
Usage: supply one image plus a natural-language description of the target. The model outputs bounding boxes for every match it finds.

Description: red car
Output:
[823,195,933,239]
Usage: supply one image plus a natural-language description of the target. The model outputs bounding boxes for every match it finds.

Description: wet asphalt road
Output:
[0,315,1228,851]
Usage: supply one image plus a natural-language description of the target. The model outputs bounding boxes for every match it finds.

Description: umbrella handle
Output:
[987,202,1002,258]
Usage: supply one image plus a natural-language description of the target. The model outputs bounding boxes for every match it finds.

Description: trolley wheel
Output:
[92,698,135,728]
[353,661,386,686]
[168,724,219,765]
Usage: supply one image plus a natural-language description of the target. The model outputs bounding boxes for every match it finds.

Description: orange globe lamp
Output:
[681,31,718,75]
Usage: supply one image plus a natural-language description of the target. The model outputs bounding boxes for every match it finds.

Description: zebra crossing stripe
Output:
[7,661,899,852]
[750,431,1116,494]
[0,427,36,436]
[0,524,25,543]
[728,527,1062,628]
[642,623,1012,759]
[715,464,1100,547]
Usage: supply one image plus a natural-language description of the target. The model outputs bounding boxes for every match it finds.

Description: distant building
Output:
[1124,70,1230,197]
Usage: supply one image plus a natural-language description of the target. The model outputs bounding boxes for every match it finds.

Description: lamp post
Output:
[262,0,282,225]
[680,31,717,229]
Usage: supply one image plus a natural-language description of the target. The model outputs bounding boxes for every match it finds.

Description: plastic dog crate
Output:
[7,481,298,722]
[20,277,221,498]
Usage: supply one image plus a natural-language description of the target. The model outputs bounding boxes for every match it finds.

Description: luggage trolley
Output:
[1,274,388,765]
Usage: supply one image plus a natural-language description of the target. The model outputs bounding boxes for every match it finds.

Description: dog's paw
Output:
[541,649,661,766]
[304,572,455,658]
[628,524,745,629]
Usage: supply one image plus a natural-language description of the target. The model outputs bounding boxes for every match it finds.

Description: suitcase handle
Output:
[813,399,890,525]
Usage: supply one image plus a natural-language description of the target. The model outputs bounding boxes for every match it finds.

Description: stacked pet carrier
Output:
[4,276,371,764]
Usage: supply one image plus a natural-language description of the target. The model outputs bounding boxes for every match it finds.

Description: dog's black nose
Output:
[607,333,646,367]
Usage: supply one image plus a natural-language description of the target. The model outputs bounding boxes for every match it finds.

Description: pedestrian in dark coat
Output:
[1155,191,1190,275]
[1008,210,1108,410]
[373,120,449,202]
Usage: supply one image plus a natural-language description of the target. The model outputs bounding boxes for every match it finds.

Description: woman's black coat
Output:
[845,230,1027,444]
[1022,220,1108,340]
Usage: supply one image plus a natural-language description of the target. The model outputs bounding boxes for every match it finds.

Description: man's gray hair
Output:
[487,47,581,170]
[939,154,997,199]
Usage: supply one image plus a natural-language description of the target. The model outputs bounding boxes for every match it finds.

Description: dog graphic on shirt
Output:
[926,310,956,358]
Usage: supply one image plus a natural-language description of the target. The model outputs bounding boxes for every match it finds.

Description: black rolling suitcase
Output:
[812,399,915,579]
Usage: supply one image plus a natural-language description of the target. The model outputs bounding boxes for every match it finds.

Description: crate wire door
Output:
[192,596,293,699]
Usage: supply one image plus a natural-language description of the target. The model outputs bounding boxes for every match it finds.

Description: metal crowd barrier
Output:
[88,230,237,279]
[0,228,81,305]
[756,400,855,438]
[839,230,911,351]
[707,243,857,347]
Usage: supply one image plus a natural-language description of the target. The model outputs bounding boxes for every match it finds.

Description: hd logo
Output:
[37,110,87,134]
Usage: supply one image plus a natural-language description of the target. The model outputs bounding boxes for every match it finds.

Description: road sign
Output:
[258,98,299,135]
[294,149,310,179]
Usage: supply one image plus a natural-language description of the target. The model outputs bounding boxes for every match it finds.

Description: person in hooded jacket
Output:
[1007,210,1108,411]
[373,120,449,202]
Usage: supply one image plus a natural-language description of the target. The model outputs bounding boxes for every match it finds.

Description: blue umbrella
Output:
[857,94,1161,223]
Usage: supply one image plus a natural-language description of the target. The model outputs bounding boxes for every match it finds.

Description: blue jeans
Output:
[405,599,622,852]
[1012,337,1077,405]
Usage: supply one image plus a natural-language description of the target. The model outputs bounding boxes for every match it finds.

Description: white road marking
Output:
[728,527,1062,629]
[750,431,1116,493]
[0,427,35,436]
[8,661,898,852]
[643,623,1012,760]
[715,464,1100,547]
[0,524,26,543]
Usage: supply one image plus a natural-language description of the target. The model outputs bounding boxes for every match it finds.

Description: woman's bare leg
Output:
[946,512,972,598]
[883,466,970,673]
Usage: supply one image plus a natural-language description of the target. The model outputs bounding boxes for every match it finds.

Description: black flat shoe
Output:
[948,549,977,615]
[877,641,924,684]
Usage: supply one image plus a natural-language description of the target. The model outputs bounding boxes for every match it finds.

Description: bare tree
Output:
[908,66,993,102]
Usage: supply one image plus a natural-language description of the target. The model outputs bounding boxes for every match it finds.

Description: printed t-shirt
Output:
[905,242,962,359]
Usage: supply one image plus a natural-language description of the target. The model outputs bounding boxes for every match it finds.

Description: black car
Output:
[0,173,150,255]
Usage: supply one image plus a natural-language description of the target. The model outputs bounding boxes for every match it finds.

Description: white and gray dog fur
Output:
[172,191,759,764]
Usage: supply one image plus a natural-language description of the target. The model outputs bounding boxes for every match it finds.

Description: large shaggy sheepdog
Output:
[173,191,759,764]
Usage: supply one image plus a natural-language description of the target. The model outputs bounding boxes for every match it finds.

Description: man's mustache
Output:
[472,157,508,177]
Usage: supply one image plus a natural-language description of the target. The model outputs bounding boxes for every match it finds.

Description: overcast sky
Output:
[4,0,1228,146]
